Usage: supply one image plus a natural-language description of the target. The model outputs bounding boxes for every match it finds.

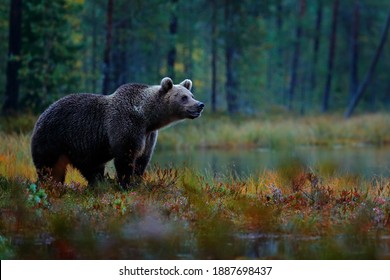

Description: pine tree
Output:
[20,0,82,111]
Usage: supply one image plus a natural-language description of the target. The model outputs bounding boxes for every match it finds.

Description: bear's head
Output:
[160,77,204,120]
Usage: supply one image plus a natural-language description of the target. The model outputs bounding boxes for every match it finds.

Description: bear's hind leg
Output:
[36,154,69,184]
[51,154,70,183]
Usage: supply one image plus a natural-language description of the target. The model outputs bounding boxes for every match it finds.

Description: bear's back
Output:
[32,93,111,161]
[34,93,107,132]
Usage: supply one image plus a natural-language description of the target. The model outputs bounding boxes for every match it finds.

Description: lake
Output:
[149,146,390,259]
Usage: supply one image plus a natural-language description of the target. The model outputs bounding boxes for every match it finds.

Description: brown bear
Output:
[31,77,204,187]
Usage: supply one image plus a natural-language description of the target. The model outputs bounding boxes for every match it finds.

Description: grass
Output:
[0,167,389,259]
[0,113,389,259]
[159,113,390,150]
[1,112,390,150]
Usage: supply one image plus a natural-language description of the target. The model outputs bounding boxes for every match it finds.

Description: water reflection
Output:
[237,233,390,259]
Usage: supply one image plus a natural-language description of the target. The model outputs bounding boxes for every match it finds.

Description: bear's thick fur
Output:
[31,77,204,187]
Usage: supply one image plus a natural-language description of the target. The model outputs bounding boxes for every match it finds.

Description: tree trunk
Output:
[287,0,305,111]
[344,10,390,118]
[3,0,22,115]
[266,21,274,96]
[225,45,238,114]
[91,1,97,93]
[300,63,309,115]
[309,0,323,92]
[276,0,284,104]
[349,0,360,100]
[322,0,340,112]
[211,0,217,113]
[224,0,239,114]
[183,1,193,79]
[102,0,114,95]
[167,0,178,80]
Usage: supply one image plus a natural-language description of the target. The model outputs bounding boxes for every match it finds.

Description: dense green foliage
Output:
[19,0,83,110]
[1,0,389,114]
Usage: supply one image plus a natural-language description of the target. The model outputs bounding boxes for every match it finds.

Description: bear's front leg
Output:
[135,131,158,176]
[78,164,105,186]
[114,155,137,188]
[110,133,146,188]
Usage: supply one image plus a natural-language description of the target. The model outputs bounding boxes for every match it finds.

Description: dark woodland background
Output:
[1,0,390,117]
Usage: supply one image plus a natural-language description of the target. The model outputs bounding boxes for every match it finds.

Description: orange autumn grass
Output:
[0,133,87,185]
[1,132,390,199]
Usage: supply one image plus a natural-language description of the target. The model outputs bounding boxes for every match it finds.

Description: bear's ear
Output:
[161,77,173,93]
[180,79,192,91]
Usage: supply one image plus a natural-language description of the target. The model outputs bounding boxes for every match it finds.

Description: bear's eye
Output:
[181,96,188,102]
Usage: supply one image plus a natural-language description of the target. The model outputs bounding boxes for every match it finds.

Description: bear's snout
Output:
[187,101,204,119]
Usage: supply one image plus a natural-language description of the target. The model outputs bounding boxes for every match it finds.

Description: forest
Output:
[0,0,390,261]
[1,0,389,116]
